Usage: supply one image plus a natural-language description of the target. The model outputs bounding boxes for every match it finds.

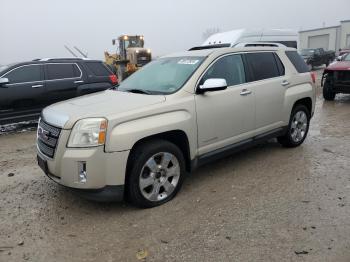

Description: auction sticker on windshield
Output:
[178,59,200,65]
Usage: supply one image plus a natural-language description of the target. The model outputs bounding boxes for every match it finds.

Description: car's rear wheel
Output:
[126,140,186,208]
[323,81,336,101]
[278,104,310,148]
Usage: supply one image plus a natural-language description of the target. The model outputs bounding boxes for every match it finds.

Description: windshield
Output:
[344,53,350,61]
[118,56,205,94]
[125,37,144,48]
[300,49,315,56]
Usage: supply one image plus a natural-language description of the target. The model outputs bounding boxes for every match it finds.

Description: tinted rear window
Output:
[85,62,111,76]
[245,52,282,81]
[47,64,80,80]
[285,51,309,73]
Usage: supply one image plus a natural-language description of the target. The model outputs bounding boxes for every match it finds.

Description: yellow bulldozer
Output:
[104,35,152,82]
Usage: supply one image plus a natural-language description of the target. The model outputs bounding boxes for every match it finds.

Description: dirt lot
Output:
[1,75,350,262]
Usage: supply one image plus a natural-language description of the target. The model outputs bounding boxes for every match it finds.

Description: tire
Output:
[278,104,310,148]
[126,140,186,208]
[323,81,336,101]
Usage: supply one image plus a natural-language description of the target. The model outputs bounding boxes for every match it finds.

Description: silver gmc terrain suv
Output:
[37,46,316,208]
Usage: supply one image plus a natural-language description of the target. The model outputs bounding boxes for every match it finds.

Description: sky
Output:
[0,0,349,64]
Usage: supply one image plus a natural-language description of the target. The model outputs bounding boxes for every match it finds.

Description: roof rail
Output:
[232,42,287,48]
[189,42,287,51]
[36,58,92,62]
[189,44,230,51]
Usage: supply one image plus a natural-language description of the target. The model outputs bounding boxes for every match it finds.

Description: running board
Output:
[192,127,287,170]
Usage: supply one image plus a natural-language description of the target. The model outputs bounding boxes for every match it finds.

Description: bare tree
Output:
[202,27,221,40]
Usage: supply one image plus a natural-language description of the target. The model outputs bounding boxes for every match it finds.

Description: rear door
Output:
[44,63,82,103]
[243,52,286,133]
[0,64,45,110]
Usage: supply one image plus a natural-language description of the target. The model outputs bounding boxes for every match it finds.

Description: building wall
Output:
[299,27,338,51]
[340,20,350,49]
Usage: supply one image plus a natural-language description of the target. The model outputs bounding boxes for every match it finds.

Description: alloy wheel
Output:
[139,152,180,202]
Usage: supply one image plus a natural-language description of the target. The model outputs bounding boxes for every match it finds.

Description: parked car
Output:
[0,58,117,124]
[299,48,335,69]
[322,52,350,100]
[37,46,316,208]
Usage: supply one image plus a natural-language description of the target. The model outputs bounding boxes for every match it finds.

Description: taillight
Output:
[109,74,118,85]
[310,72,316,84]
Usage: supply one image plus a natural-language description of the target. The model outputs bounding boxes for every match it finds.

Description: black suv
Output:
[0,58,118,124]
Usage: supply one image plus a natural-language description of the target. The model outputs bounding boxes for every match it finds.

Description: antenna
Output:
[74,46,88,58]
[64,45,78,57]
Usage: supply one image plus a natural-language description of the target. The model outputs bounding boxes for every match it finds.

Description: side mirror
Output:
[198,78,227,93]
[0,77,9,87]
[336,56,342,61]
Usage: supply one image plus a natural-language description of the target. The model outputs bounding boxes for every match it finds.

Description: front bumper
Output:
[37,129,130,201]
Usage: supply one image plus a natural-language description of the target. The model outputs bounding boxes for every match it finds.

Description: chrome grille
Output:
[37,119,61,158]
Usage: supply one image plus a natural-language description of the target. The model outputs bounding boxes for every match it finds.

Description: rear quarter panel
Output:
[277,50,316,122]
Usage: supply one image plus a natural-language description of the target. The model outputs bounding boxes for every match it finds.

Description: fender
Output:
[106,110,197,158]
[283,83,314,122]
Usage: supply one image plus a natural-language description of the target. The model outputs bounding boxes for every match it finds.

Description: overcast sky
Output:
[1,0,349,64]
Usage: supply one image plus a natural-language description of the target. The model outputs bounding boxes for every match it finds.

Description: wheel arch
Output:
[126,130,192,174]
[292,97,312,116]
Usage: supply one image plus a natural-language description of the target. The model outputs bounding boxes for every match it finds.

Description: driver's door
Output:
[195,54,255,155]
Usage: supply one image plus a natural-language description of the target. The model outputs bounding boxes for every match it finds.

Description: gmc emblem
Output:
[37,126,50,141]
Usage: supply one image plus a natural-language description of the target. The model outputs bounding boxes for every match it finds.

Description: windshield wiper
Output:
[123,89,152,95]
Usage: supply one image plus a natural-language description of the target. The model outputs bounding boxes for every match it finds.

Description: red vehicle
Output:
[339,49,350,56]
[322,53,350,100]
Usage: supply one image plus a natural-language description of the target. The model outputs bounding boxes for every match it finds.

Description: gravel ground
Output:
[0,73,350,262]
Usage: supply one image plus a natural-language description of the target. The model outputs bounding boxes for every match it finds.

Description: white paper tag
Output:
[178,59,199,65]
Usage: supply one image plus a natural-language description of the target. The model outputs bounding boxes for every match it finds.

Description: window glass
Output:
[85,62,111,76]
[245,52,281,81]
[274,53,285,75]
[47,64,80,80]
[118,56,205,94]
[285,51,309,73]
[201,54,246,86]
[344,53,350,61]
[4,65,41,84]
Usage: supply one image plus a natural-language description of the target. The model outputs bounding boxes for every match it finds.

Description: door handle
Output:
[74,80,84,84]
[281,80,290,87]
[32,84,43,88]
[240,89,252,96]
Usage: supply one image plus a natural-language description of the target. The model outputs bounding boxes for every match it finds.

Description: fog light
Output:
[78,161,87,183]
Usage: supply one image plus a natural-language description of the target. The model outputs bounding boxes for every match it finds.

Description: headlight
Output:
[147,49,151,53]
[68,118,107,148]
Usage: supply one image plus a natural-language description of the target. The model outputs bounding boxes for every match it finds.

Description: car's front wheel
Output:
[126,140,186,208]
[278,104,310,148]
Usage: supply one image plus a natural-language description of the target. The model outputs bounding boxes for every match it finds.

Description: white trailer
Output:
[202,28,298,48]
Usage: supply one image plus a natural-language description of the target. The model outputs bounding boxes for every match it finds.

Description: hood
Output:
[326,61,350,71]
[42,90,166,129]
